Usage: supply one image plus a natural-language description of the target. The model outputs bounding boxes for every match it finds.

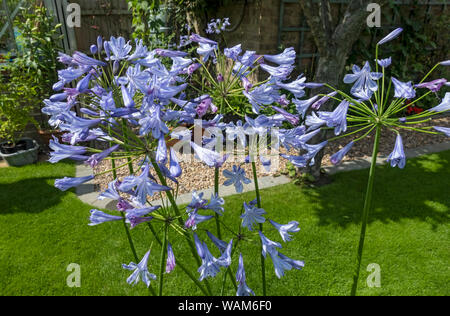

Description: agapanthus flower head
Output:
[206,17,231,34]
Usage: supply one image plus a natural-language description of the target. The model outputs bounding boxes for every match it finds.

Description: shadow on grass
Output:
[0,159,74,216]
[0,176,67,215]
[302,152,450,229]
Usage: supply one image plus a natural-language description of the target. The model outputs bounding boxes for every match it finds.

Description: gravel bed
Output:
[93,116,449,198]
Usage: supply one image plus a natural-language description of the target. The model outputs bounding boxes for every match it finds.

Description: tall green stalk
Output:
[158,224,168,296]
[251,161,266,296]
[350,125,381,296]
[150,158,213,295]
[214,167,222,239]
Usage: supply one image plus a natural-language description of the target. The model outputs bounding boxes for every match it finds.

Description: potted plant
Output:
[12,3,63,149]
[0,71,40,167]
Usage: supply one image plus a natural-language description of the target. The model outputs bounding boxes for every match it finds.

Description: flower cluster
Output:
[44,30,321,296]
[302,28,450,168]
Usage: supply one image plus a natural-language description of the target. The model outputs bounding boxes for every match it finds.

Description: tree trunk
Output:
[298,0,389,180]
[306,51,349,178]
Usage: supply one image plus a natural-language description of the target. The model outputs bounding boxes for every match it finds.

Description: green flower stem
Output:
[350,124,381,296]
[95,156,142,177]
[380,66,386,115]
[122,119,135,175]
[251,161,266,296]
[418,63,441,84]
[214,167,222,239]
[121,212,139,262]
[324,84,375,117]
[327,124,373,143]
[145,223,211,296]
[390,123,439,135]
[108,124,138,263]
[374,45,381,107]
[198,59,220,90]
[386,91,433,117]
[150,158,214,295]
[382,79,393,109]
[158,223,168,296]
[352,125,377,143]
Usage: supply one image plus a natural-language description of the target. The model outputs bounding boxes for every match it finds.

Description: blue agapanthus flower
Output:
[392,77,416,99]
[48,136,87,163]
[166,243,176,274]
[223,165,252,193]
[122,250,157,287]
[433,126,450,137]
[268,219,300,242]
[387,134,406,169]
[330,141,354,165]
[118,164,171,205]
[241,201,266,231]
[317,100,350,135]
[429,92,450,112]
[343,62,382,100]
[89,209,123,226]
[194,233,232,281]
[236,254,255,296]
[55,175,94,192]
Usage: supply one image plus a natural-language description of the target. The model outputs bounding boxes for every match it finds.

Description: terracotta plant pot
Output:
[38,129,64,147]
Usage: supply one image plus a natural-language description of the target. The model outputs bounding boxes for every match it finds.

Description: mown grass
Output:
[0,151,449,296]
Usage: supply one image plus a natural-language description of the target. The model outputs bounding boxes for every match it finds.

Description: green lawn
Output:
[0,151,449,296]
